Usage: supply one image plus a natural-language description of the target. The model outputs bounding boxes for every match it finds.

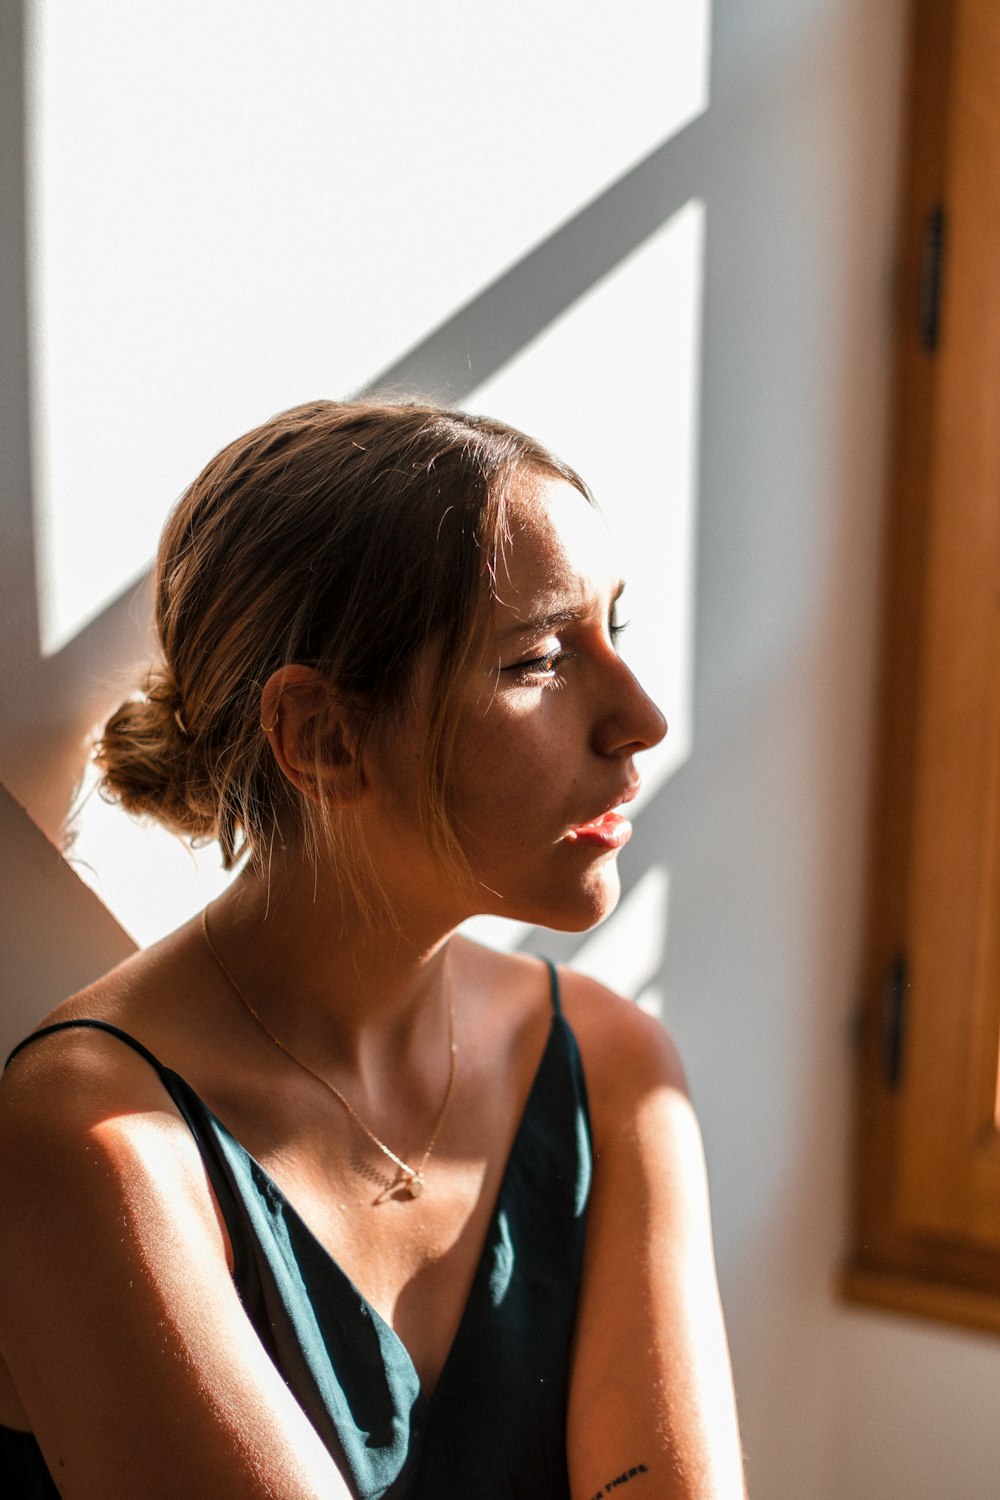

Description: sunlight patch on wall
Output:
[65,762,237,947]
[465,198,706,806]
[463,868,672,992]
[26,0,710,655]
[65,198,705,949]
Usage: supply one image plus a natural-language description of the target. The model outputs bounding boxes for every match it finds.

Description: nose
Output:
[594,656,668,758]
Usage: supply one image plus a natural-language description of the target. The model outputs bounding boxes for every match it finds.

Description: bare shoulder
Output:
[2,986,172,1127]
[0,915,234,1125]
[3,952,151,1122]
[0,961,231,1405]
[554,966,691,1135]
[0,934,223,1240]
[0,969,347,1496]
[0,976,219,1244]
[453,940,691,1131]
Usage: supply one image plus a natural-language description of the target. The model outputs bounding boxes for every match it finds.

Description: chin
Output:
[521,867,623,934]
[467,848,624,933]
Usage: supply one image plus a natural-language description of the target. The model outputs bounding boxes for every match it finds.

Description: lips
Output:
[564,782,640,848]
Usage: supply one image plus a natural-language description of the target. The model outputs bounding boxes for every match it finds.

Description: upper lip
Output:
[573,779,640,827]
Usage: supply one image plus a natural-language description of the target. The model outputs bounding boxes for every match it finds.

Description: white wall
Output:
[5,1,1000,1495]
[677,5,1000,1496]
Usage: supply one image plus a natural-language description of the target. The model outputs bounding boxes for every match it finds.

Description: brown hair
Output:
[96,399,590,891]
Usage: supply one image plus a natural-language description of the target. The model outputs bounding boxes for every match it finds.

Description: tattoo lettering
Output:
[589,1461,649,1499]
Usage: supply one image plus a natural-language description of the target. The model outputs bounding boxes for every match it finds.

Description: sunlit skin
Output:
[0,476,747,1499]
[356,476,668,935]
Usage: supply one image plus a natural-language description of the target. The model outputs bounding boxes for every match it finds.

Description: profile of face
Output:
[358,475,668,933]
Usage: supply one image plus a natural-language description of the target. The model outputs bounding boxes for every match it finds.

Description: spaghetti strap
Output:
[4,1018,168,1077]
[544,958,562,1015]
[1,984,592,1499]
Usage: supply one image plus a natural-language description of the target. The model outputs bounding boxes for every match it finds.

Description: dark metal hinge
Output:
[881,951,908,1090]
[918,205,946,352]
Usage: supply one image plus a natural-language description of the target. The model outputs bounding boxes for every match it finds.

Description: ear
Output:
[260,666,363,806]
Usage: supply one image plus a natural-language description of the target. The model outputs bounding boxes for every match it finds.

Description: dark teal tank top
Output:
[1,963,592,1498]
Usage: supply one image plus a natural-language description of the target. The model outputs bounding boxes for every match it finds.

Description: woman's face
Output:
[360,475,667,932]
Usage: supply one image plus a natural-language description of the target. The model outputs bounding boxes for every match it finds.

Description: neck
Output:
[203,856,460,1076]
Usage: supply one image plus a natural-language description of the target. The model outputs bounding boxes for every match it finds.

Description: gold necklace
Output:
[199,909,456,1199]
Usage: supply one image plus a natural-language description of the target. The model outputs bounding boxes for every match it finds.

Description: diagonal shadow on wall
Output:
[1,0,707,857]
[362,114,707,406]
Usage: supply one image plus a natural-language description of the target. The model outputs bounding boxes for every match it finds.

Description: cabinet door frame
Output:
[844,0,1000,1334]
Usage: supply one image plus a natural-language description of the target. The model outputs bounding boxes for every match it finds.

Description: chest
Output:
[258,1144,502,1395]
[169,997,586,1499]
[172,988,563,1396]
[237,1104,587,1500]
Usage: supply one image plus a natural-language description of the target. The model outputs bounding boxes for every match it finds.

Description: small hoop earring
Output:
[260,717,278,734]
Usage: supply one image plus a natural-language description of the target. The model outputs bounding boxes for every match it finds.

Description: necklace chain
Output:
[199,908,456,1199]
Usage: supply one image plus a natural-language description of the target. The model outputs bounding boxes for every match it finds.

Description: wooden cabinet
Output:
[845,0,1000,1331]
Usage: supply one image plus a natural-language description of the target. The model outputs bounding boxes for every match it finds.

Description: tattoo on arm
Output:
[589,1461,649,1500]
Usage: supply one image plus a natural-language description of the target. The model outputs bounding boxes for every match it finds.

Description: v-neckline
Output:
[184,1007,562,1404]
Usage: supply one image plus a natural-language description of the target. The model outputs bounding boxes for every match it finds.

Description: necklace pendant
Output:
[405,1170,425,1199]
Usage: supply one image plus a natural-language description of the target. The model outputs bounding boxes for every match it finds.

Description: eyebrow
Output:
[494,580,625,640]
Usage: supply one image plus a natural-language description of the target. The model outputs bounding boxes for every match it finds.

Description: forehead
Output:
[491,476,615,629]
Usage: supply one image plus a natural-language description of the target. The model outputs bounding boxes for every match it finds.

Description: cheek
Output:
[450,693,541,786]
[447,704,573,841]
[444,713,517,829]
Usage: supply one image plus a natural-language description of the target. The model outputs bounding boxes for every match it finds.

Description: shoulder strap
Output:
[543,958,562,1015]
[3,1017,265,1309]
[4,1018,168,1076]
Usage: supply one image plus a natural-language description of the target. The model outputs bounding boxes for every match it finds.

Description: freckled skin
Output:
[0,478,746,1500]
[361,478,667,933]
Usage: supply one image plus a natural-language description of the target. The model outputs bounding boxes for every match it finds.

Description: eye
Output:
[605,603,629,651]
[503,647,573,682]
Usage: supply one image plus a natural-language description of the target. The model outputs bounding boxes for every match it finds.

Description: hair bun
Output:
[91,399,588,871]
[94,667,217,839]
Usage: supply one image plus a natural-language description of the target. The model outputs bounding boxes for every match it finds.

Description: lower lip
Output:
[565,811,633,849]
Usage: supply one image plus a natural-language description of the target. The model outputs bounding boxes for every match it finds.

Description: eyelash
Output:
[505,619,630,682]
[507,649,573,681]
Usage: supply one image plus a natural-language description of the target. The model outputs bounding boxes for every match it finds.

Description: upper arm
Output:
[563,979,746,1500]
[0,1034,351,1500]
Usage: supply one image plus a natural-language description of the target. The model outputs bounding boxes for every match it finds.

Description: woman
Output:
[0,402,746,1498]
